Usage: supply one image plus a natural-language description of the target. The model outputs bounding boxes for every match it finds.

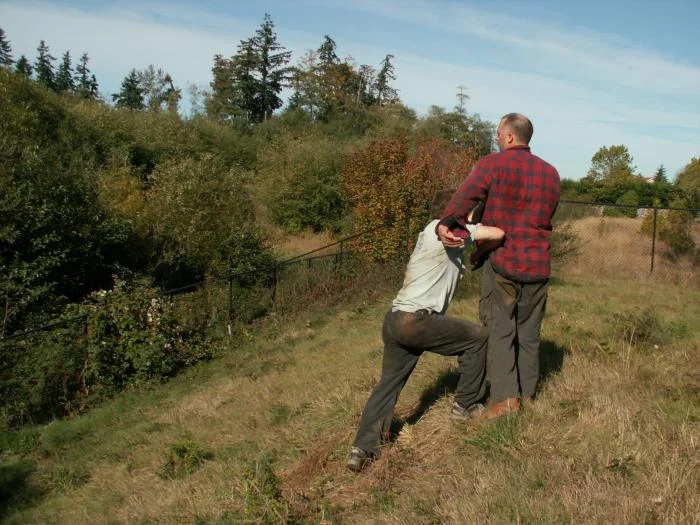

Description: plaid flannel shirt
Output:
[439,145,560,282]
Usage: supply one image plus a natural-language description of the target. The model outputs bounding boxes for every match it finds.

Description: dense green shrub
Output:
[552,198,598,222]
[659,210,696,258]
[144,154,273,284]
[0,278,210,428]
[640,200,697,260]
[603,190,639,218]
[0,70,134,334]
[262,135,348,233]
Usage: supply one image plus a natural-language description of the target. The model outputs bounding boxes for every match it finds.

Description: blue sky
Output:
[1,0,699,180]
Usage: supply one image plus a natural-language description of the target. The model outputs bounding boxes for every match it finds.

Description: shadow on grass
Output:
[387,338,568,439]
[0,460,43,520]
[538,339,567,391]
[389,368,460,440]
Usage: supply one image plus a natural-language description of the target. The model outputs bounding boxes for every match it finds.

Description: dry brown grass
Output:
[274,230,340,260]
[557,216,698,285]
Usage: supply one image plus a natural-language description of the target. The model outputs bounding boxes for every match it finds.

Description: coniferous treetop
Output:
[55,50,76,92]
[35,39,57,91]
[14,54,32,76]
[112,69,145,110]
[0,27,13,68]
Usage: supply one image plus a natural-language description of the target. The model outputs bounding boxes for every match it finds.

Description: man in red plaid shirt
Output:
[437,113,560,421]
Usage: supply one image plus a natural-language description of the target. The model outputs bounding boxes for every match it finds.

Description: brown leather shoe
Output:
[478,398,521,421]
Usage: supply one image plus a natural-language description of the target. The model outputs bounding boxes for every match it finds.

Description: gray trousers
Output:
[353,309,487,455]
[479,260,549,402]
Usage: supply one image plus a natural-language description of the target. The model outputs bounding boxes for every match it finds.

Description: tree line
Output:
[0,28,99,99]
[560,144,699,213]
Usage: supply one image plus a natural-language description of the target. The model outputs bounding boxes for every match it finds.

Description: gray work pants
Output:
[480,260,549,402]
[353,309,487,455]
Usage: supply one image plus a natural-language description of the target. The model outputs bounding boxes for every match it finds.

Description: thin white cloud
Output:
[332,0,700,97]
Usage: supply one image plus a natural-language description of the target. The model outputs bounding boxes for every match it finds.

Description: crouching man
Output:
[347,193,504,472]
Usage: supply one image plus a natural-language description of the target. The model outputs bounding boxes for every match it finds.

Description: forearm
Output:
[439,166,491,226]
[473,225,504,242]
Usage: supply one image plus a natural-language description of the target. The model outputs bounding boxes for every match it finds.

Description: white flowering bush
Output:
[82,277,210,390]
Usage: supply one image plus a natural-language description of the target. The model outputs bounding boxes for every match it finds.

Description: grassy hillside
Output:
[1,271,698,524]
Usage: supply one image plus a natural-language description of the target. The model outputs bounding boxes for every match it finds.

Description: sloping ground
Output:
[1,276,699,524]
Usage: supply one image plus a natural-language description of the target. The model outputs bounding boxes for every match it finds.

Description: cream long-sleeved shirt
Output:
[392,219,477,315]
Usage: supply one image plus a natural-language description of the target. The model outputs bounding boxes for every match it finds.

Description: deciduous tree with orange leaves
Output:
[341,137,477,260]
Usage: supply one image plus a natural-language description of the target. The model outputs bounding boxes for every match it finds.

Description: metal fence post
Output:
[337,240,344,273]
[404,214,411,259]
[271,264,277,303]
[650,206,658,273]
[307,257,312,290]
[228,276,233,337]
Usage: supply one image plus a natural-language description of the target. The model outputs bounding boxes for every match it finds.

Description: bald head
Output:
[499,113,533,145]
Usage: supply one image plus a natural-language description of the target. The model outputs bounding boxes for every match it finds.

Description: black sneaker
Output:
[450,402,485,421]
[346,446,370,472]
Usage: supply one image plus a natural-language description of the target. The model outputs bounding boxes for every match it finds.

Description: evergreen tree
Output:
[55,50,75,92]
[75,53,99,99]
[251,13,292,122]
[317,35,338,71]
[206,54,236,122]
[14,55,32,77]
[162,73,181,113]
[230,39,259,121]
[375,54,398,105]
[455,85,469,116]
[653,165,668,184]
[35,40,56,91]
[112,69,144,109]
[88,73,99,98]
[207,14,291,123]
[0,28,13,68]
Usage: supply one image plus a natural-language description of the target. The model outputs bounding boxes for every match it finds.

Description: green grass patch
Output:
[465,415,524,457]
[238,454,296,524]
[158,439,212,480]
[0,459,40,519]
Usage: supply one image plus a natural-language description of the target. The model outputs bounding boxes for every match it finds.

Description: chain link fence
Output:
[3,201,697,346]
[5,201,698,342]
[553,201,699,284]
